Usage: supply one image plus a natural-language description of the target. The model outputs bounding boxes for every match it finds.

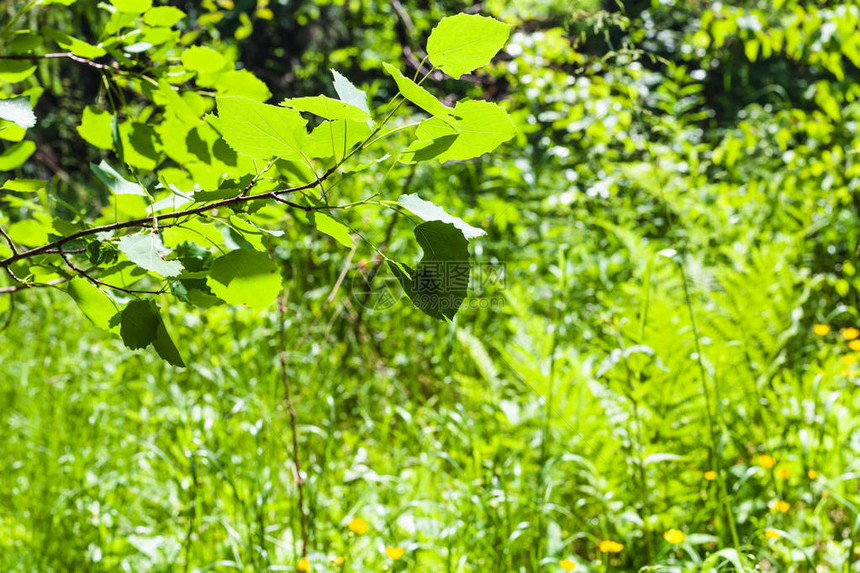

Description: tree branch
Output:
[0,166,338,270]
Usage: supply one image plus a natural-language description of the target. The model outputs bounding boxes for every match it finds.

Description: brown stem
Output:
[0,166,337,270]
[278,290,308,557]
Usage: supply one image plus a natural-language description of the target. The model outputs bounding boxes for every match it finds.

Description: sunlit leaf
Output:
[181,46,227,74]
[281,95,371,121]
[0,60,36,82]
[331,69,371,120]
[143,6,185,27]
[110,0,152,14]
[382,63,456,124]
[213,96,308,161]
[117,233,184,277]
[207,249,281,307]
[0,141,36,171]
[397,193,485,239]
[427,14,511,79]
[67,277,119,331]
[417,100,515,162]
[90,160,146,196]
[309,212,355,248]
[0,97,36,130]
[77,106,114,149]
[1,178,46,193]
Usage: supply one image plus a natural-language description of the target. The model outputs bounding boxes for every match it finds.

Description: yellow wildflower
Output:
[813,324,830,336]
[703,470,716,481]
[843,327,860,340]
[663,529,685,544]
[333,556,344,566]
[599,540,624,553]
[765,529,781,539]
[385,546,405,560]
[850,340,860,351]
[777,467,790,479]
[560,559,576,571]
[808,469,817,480]
[348,518,369,535]
[758,455,776,469]
[297,557,310,572]
[773,500,790,513]
[842,354,857,366]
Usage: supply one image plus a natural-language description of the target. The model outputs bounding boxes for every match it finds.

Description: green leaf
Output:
[77,106,114,149]
[7,31,43,54]
[417,100,515,162]
[91,160,146,195]
[110,0,151,14]
[6,218,51,247]
[382,63,456,124]
[0,141,36,171]
[207,249,281,307]
[203,69,272,101]
[117,233,184,277]
[181,46,227,74]
[390,221,471,321]
[118,121,161,170]
[0,121,26,142]
[1,178,46,193]
[281,95,371,121]
[119,299,159,350]
[0,97,36,130]
[43,27,106,59]
[214,96,308,161]
[162,219,224,249]
[67,277,119,331]
[0,60,36,82]
[309,212,356,248]
[152,318,185,366]
[304,119,371,159]
[154,81,202,126]
[331,69,371,120]
[143,6,185,27]
[228,215,284,251]
[426,14,511,79]
[397,193,485,239]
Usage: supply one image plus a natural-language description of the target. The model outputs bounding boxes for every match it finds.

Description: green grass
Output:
[2,230,859,572]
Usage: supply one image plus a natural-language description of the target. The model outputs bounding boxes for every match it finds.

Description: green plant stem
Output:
[278,289,309,558]
[677,260,742,557]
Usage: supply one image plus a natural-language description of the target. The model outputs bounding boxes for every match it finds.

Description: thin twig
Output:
[0,51,112,70]
[60,252,163,295]
[277,290,309,558]
[0,278,66,293]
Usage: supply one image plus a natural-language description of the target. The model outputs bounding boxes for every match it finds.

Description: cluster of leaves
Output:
[0,1,518,363]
